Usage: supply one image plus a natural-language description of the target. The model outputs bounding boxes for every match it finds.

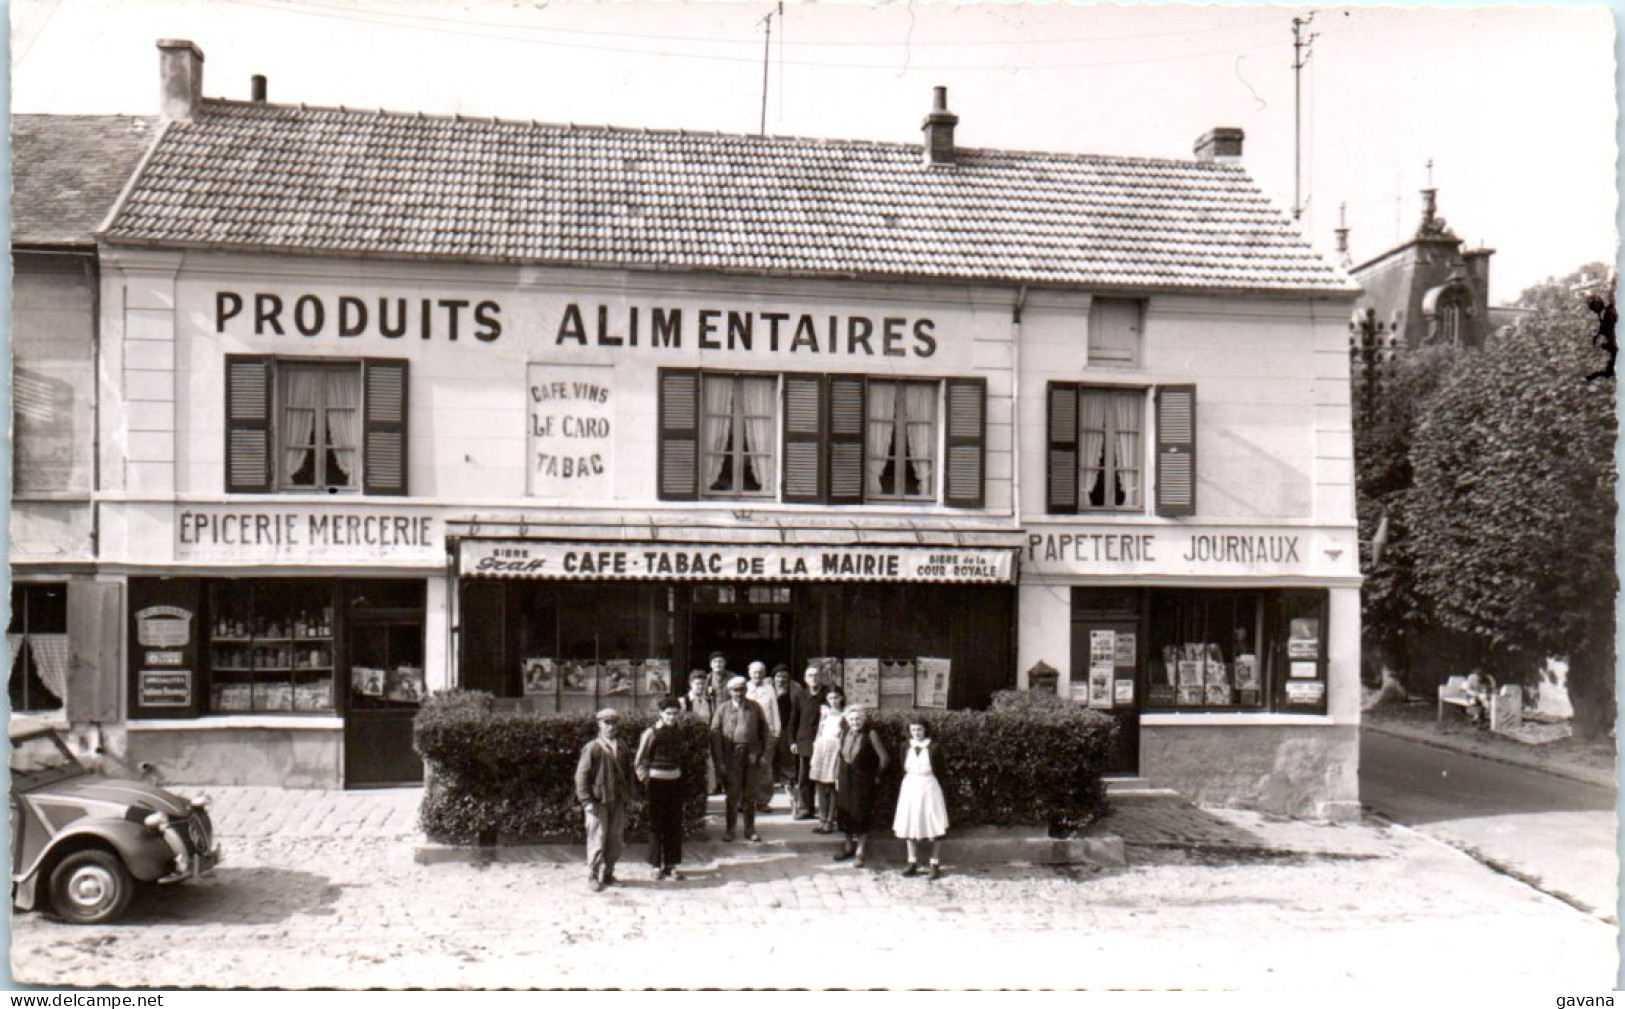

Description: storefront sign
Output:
[459,540,1016,583]
[138,669,192,708]
[1024,525,1357,578]
[527,364,613,498]
[176,506,441,563]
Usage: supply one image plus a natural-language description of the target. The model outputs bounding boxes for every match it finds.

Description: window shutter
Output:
[1155,384,1196,517]
[826,375,866,505]
[1047,383,1079,513]
[363,359,410,496]
[658,369,700,501]
[224,355,272,493]
[782,374,826,503]
[944,378,986,508]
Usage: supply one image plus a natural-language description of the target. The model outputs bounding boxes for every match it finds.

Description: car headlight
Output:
[143,810,168,830]
[189,796,211,811]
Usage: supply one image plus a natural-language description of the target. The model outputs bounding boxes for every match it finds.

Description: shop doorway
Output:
[1072,589,1144,775]
[344,616,426,788]
[688,584,794,678]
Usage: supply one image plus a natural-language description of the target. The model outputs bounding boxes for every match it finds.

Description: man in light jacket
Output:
[575,708,636,892]
[710,676,768,842]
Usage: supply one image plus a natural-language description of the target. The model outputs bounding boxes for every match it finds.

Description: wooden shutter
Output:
[363,359,410,496]
[225,355,273,493]
[826,375,866,505]
[782,374,826,503]
[658,369,700,501]
[1047,383,1079,513]
[1155,384,1196,517]
[944,378,986,508]
[66,580,123,722]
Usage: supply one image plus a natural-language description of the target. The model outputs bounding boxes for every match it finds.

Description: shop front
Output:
[453,535,1019,712]
[1019,523,1362,820]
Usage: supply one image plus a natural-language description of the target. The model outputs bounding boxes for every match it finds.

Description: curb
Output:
[1361,722,1617,791]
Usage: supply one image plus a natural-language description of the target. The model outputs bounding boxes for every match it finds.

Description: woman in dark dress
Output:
[833,706,890,868]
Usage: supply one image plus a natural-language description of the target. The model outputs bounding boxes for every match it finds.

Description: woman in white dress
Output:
[807,686,846,834]
[892,718,950,879]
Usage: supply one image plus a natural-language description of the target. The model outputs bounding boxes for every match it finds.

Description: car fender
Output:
[22,821,174,887]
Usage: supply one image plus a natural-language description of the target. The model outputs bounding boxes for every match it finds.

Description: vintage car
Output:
[10,727,220,923]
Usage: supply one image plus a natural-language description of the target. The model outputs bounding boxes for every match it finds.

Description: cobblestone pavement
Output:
[9,787,1617,990]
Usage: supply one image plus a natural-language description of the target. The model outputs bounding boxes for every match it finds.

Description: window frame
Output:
[9,582,68,713]
[276,360,362,494]
[699,371,779,500]
[864,378,939,502]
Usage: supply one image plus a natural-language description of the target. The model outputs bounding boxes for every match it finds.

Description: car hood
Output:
[22,774,195,818]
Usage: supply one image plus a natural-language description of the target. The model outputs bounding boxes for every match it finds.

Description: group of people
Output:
[573,650,950,893]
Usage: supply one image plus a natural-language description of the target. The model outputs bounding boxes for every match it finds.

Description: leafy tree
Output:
[1406,265,1618,738]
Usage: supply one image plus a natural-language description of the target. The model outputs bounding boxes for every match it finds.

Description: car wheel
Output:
[47,849,133,924]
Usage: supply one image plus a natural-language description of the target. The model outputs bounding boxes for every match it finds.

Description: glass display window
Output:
[208,581,336,714]
[1145,590,1266,712]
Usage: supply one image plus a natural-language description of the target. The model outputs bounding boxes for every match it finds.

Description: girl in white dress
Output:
[807,687,846,833]
[892,718,950,879]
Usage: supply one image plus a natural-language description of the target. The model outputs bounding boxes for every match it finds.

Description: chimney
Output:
[1193,127,1244,164]
[158,39,205,121]
[251,75,268,103]
[921,86,959,167]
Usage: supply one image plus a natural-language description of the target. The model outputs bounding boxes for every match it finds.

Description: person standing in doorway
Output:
[834,706,890,868]
[787,663,824,820]
[745,661,781,812]
[574,708,636,892]
[704,652,730,709]
[636,696,687,881]
[772,665,804,797]
[710,676,767,842]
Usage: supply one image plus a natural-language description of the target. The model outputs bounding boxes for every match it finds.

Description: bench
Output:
[1438,675,1496,725]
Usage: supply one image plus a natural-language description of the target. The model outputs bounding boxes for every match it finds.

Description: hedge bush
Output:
[416,689,1116,843]
[415,691,711,844]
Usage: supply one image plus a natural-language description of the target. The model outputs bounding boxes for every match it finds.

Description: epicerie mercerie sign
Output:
[461,540,1016,584]
[176,505,441,563]
[1024,526,1359,578]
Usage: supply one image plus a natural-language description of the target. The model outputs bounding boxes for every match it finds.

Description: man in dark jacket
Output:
[710,676,768,842]
[575,708,636,892]
[789,662,827,819]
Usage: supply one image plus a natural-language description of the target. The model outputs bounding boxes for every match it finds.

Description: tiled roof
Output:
[12,115,158,246]
[103,100,1356,294]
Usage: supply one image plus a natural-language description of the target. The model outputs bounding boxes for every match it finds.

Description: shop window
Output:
[225,356,409,495]
[207,581,337,713]
[511,582,675,714]
[9,583,67,713]
[1088,298,1145,368]
[1048,383,1195,516]
[1145,590,1265,711]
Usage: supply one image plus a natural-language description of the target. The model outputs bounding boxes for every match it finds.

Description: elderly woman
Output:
[807,686,846,834]
[833,705,890,868]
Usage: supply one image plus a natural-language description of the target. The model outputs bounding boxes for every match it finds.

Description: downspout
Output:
[1010,285,1028,692]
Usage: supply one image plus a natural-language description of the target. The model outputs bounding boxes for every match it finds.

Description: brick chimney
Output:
[158,39,204,121]
[1193,127,1244,164]
[921,86,959,167]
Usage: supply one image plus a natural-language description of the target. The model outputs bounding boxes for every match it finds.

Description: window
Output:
[660,370,986,508]
[208,581,337,713]
[1088,298,1145,368]
[700,373,777,497]
[1146,590,1267,711]
[9,583,67,712]
[866,380,937,500]
[225,357,409,495]
[1048,383,1195,516]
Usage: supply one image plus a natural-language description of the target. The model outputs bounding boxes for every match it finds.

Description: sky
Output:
[6,0,1618,305]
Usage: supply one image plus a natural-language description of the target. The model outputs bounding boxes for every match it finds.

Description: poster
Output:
[1113,633,1136,667]
[1089,660,1114,709]
[385,666,424,704]
[1069,682,1092,704]
[916,657,951,709]
[1290,661,1319,680]
[1177,685,1204,706]
[559,661,592,694]
[1205,684,1233,705]
[1234,655,1260,690]
[845,658,879,708]
[811,658,844,693]
[602,660,635,696]
[138,669,191,707]
[1090,629,1116,661]
[1286,681,1326,705]
[1113,678,1135,704]
[522,658,557,697]
[353,664,386,697]
[880,658,916,704]
[642,659,671,699]
[1178,659,1203,687]
[1288,617,1320,659]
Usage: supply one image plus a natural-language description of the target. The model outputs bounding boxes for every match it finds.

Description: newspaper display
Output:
[845,658,879,709]
[916,657,951,709]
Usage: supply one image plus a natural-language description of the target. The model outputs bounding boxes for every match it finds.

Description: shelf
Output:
[211,666,253,673]
[212,637,252,644]
[294,667,334,673]
[294,634,333,642]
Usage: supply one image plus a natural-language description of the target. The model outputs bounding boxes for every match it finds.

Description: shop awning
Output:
[456,538,1018,585]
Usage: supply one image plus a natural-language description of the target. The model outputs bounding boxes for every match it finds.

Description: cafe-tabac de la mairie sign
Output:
[527,363,613,499]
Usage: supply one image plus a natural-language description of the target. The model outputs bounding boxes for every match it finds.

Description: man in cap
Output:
[710,675,768,842]
[575,707,636,892]
[745,661,781,811]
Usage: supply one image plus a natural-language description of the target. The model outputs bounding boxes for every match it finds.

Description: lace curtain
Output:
[739,377,776,492]
[903,382,937,493]
[1110,392,1141,507]
[325,367,362,487]
[281,367,322,486]
[702,377,735,491]
[1079,392,1109,505]
[866,381,898,495]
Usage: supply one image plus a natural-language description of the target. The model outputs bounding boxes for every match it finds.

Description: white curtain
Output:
[1079,392,1109,505]
[866,381,898,495]
[1110,393,1142,507]
[326,368,362,487]
[740,377,776,492]
[904,382,937,494]
[28,634,68,703]
[702,377,735,491]
[281,367,321,485]
[8,634,24,674]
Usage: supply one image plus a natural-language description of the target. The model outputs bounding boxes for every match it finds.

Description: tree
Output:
[1406,265,1618,738]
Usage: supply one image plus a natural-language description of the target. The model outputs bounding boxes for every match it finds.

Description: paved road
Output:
[1360,728,1618,920]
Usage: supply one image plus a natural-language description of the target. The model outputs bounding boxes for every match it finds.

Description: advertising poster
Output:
[602,659,634,696]
[385,666,424,704]
[642,659,671,698]
[1113,678,1135,705]
[916,657,951,709]
[560,661,592,694]
[1290,661,1319,680]
[1286,681,1326,706]
[1234,655,1260,690]
[353,665,386,697]
[879,659,915,709]
[1090,629,1116,661]
[1288,617,1320,659]
[1069,682,1092,705]
[1113,633,1136,667]
[1178,659,1203,687]
[845,658,879,709]
[522,658,557,697]
[1089,660,1114,709]
[1177,685,1205,706]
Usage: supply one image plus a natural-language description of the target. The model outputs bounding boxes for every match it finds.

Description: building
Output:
[20,40,1363,818]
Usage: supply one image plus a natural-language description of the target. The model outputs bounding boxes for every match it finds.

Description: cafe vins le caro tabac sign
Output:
[461,541,1016,584]
[527,364,614,498]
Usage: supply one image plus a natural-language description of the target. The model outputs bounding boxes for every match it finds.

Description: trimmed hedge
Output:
[415,689,1117,844]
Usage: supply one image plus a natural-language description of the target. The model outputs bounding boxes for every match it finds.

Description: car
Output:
[10,727,221,923]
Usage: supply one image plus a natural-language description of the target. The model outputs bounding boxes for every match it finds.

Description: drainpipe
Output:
[1010,285,1028,524]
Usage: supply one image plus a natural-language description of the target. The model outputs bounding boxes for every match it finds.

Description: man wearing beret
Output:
[575,708,636,892]
[710,675,767,842]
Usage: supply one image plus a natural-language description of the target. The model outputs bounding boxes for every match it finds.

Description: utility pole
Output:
[1291,13,1318,221]
[758,2,782,136]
